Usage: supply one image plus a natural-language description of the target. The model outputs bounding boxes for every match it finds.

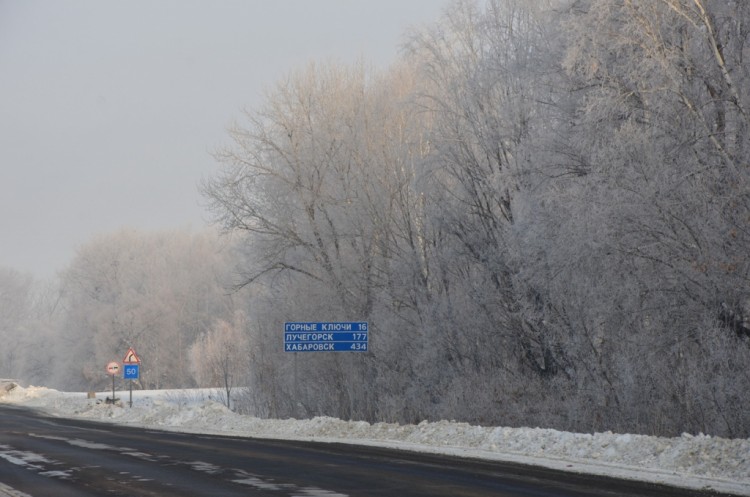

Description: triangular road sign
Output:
[123,347,141,364]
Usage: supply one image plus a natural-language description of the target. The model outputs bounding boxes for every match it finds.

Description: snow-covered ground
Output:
[2,385,748,496]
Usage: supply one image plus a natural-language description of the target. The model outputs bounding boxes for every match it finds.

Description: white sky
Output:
[0,0,447,278]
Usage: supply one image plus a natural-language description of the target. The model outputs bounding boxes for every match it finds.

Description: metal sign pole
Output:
[122,352,140,408]
[105,362,120,403]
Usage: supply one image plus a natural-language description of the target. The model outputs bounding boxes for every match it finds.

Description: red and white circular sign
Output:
[106,361,120,375]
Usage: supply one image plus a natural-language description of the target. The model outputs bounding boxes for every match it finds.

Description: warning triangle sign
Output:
[123,347,141,364]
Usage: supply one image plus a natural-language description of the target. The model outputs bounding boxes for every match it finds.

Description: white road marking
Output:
[12,432,349,495]
[0,482,33,497]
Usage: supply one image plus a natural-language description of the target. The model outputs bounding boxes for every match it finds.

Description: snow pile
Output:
[3,386,749,495]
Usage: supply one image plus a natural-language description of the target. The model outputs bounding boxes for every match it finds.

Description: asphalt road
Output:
[0,405,740,497]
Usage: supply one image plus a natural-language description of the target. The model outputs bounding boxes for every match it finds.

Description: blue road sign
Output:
[285,332,368,342]
[284,322,368,332]
[123,364,140,380]
[285,341,368,352]
[284,322,368,352]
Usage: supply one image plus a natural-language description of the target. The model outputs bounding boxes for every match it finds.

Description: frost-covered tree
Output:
[400,0,574,424]
[203,0,750,436]
[519,0,750,435]
[190,311,249,409]
[203,59,439,421]
[0,268,59,384]
[0,267,34,379]
[55,229,235,390]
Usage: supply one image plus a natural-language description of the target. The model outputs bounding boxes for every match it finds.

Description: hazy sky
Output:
[0,0,447,278]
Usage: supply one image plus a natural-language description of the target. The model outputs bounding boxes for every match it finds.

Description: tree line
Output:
[1,0,747,437]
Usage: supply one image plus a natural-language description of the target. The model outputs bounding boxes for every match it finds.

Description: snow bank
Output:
[2,386,748,495]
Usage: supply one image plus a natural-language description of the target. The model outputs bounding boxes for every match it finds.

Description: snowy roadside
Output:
[2,386,748,496]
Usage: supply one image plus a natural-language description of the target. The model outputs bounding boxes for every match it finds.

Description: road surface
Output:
[0,405,740,497]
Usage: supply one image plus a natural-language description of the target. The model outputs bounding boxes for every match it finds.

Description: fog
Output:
[0,0,445,277]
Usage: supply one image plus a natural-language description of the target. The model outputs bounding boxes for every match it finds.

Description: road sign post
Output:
[106,362,119,403]
[122,347,141,408]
